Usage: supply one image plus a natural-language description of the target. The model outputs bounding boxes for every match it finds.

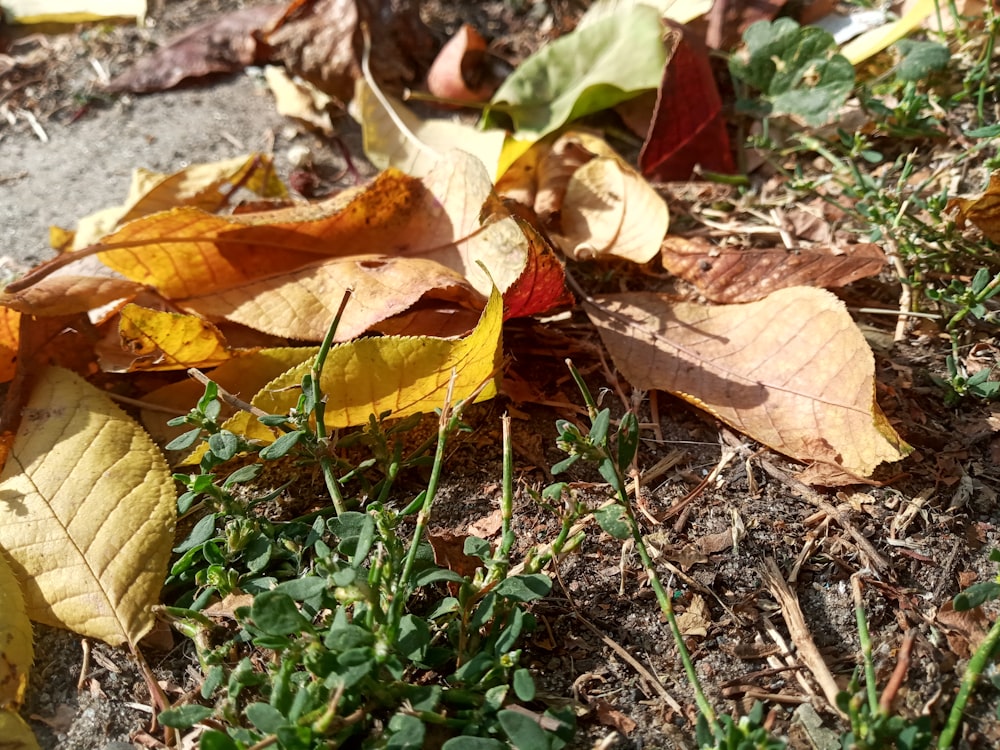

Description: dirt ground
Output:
[2,2,1000,749]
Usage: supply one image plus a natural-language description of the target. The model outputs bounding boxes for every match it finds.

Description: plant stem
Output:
[853,576,880,715]
[312,291,352,514]
[938,614,1000,748]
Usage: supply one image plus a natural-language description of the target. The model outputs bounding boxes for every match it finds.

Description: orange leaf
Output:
[0,307,19,384]
[949,171,1000,243]
[585,287,910,478]
[0,276,144,317]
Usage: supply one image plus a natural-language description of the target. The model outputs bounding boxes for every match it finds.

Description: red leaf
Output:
[639,26,735,181]
[500,201,573,320]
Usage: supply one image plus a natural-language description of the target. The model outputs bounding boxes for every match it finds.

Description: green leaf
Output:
[223,463,262,487]
[954,581,1000,611]
[397,614,431,661]
[246,702,286,734]
[495,573,552,602]
[200,731,239,750]
[464,535,492,562]
[441,738,506,750]
[895,39,950,81]
[589,409,611,446]
[499,708,551,749]
[251,590,309,635]
[166,427,202,451]
[208,430,240,461]
[387,714,426,748]
[324,624,375,651]
[617,412,640,472]
[413,567,465,587]
[483,3,666,138]
[729,18,854,126]
[275,577,327,601]
[513,668,536,701]
[259,429,306,460]
[594,504,631,540]
[158,704,213,728]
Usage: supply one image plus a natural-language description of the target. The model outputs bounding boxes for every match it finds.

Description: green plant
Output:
[938,548,1000,748]
[155,316,574,748]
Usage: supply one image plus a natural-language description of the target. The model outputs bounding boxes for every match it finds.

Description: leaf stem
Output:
[312,290,352,514]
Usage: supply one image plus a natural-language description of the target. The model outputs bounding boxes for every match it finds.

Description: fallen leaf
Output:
[639,26,735,181]
[264,0,436,103]
[427,531,481,579]
[106,5,282,93]
[2,0,143,24]
[0,275,144,317]
[593,699,637,734]
[0,552,32,710]
[0,366,176,647]
[264,65,334,134]
[353,78,507,178]
[676,594,711,637]
[0,710,40,750]
[0,307,19,384]
[180,254,482,342]
[499,201,573,319]
[109,304,235,372]
[661,236,886,303]
[937,599,990,658]
[483,3,667,139]
[227,287,503,437]
[426,24,498,104]
[585,287,910,477]
[949,170,1000,243]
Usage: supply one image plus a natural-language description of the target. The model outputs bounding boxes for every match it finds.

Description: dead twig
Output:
[759,557,846,717]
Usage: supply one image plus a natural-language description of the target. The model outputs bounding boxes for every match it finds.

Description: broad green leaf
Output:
[0,366,176,646]
[484,3,667,139]
[729,19,854,126]
[895,39,950,81]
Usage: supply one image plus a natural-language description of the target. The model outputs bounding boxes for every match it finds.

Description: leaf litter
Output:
[4,0,1000,748]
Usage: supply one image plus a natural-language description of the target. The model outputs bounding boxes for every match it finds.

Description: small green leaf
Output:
[387,714,426,748]
[259,429,306,460]
[174,513,218,553]
[158,704,213,728]
[413,567,465,587]
[954,581,1000,610]
[589,408,611,446]
[251,590,309,635]
[895,39,950,81]
[464,536,492,562]
[513,668,536,701]
[166,427,202,451]
[397,614,431,661]
[617,412,640,472]
[200,731,239,750]
[594,504,631,540]
[551,454,580,475]
[499,708,550,749]
[495,573,552,602]
[208,430,240,461]
[441,738,506,750]
[246,702,286,734]
[223,463,262,487]
[275,577,327,601]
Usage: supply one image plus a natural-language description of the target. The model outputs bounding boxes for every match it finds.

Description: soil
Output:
[2,2,1000,750]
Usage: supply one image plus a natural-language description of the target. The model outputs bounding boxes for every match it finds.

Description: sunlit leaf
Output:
[0,552,32,710]
[0,366,176,646]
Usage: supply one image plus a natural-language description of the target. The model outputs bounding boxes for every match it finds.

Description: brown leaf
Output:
[585,287,911,478]
[0,276,144,317]
[106,5,284,93]
[949,170,1000,243]
[427,531,482,580]
[264,0,436,103]
[426,24,498,104]
[661,236,886,303]
[639,25,735,181]
[937,599,990,658]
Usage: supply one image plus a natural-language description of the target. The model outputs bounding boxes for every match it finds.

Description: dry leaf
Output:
[226,287,503,438]
[661,236,886,303]
[109,304,236,372]
[425,24,498,104]
[0,307,19,384]
[585,287,910,477]
[106,5,283,93]
[0,366,176,647]
[949,170,1000,243]
[0,276,144,317]
[180,254,482,342]
[675,594,711,637]
[265,0,436,103]
[0,552,32,710]
[264,65,334,134]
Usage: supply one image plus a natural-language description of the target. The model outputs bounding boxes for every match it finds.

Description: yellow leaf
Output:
[0,366,176,647]
[354,79,507,178]
[585,287,910,478]
[0,553,32,710]
[236,288,503,435]
[841,0,935,65]
[0,709,40,750]
[1,0,144,25]
[0,307,19,384]
[113,304,234,372]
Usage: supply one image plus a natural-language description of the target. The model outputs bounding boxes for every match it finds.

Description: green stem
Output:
[312,291,352,514]
[853,576,880,715]
[939,614,1000,748]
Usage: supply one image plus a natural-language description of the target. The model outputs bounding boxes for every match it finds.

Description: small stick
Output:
[187,368,270,419]
[878,628,917,714]
[760,557,845,716]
